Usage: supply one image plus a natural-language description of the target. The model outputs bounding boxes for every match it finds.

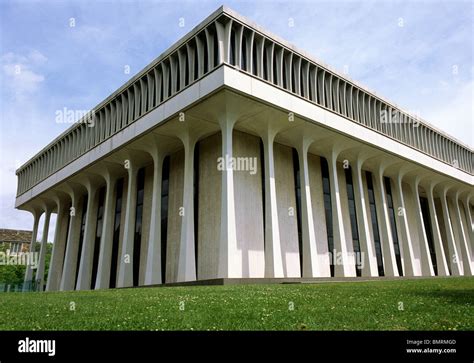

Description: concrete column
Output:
[36,208,52,291]
[46,197,68,291]
[326,149,355,277]
[23,211,41,289]
[352,157,378,276]
[218,116,240,278]
[95,172,117,289]
[439,188,461,275]
[426,183,450,276]
[460,195,473,273]
[176,133,198,282]
[60,190,84,290]
[117,161,139,288]
[451,191,473,275]
[76,179,100,290]
[390,172,416,276]
[411,177,435,276]
[296,138,320,277]
[144,147,165,285]
[461,195,474,247]
[261,128,284,277]
[373,167,398,276]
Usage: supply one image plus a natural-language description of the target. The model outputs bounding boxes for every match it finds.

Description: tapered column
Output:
[439,188,461,275]
[215,19,232,64]
[95,173,117,289]
[326,149,355,277]
[218,116,240,278]
[451,191,473,275]
[296,138,320,277]
[411,178,434,276]
[117,162,139,288]
[461,195,473,246]
[426,183,449,276]
[36,208,52,290]
[76,180,100,290]
[23,211,41,290]
[262,128,284,277]
[46,197,69,291]
[176,133,197,282]
[373,167,398,276]
[145,148,165,285]
[390,172,416,276]
[352,157,378,276]
[60,190,84,291]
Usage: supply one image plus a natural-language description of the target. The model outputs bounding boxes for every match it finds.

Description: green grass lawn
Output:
[0,277,472,330]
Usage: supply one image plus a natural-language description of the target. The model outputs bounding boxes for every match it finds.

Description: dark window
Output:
[90,186,106,289]
[252,41,258,76]
[167,62,172,98]
[110,178,123,288]
[229,28,235,66]
[345,167,361,276]
[241,36,247,71]
[320,158,334,276]
[203,33,209,74]
[144,79,149,111]
[75,196,88,287]
[366,171,384,276]
[161,156,171,283]
[263,45,268,80]
[133,168,146,287]
[317,73,323,105]
[300,67,305,97]
[420,197,437,275]
[128,89,134,123]
[175,56,180,92]
[384,177,403,276]
[260,140,266,246]
[193,42,198,80]
[122,93,128,127]
[194,143,200,278]
[156,71,163,105]
[292,149,303,276]
[324,81,330,108]
[184,52,189,86]
[273,51,278,85]
[212,27,219,67]
[291,62,296,93]
[61,207,71,274]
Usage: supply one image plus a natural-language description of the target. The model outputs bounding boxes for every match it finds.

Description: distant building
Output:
[0,229,32,255]
[14,7,473,292]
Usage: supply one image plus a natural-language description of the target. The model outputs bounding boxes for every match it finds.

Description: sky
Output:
[0,0,473,242]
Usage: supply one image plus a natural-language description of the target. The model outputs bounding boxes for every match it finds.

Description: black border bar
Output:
[0,330,472,361]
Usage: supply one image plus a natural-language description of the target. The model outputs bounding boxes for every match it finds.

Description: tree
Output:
[0,242,53,286]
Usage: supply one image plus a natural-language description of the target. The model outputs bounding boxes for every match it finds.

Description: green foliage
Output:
[0,264,25,285]
[0,277,472,330]
[0,242,53,285]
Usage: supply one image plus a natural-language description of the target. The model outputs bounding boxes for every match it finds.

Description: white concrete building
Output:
[16,7,473,291]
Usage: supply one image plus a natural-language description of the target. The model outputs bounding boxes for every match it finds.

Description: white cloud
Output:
[1,51,47,99]
[28,49,48,64]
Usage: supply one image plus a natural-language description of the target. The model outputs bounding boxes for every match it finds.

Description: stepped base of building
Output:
[124,275,468,289]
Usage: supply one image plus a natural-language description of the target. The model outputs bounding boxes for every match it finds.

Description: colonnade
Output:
[22,116,473,292]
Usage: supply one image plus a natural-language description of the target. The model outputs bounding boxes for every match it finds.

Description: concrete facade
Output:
[15,7,473,290]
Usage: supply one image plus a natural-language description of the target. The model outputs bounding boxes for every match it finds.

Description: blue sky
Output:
[0,0,473,241]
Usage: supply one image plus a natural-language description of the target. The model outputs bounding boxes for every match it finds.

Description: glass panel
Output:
[320,157,334,277]
[366,171,384,276]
